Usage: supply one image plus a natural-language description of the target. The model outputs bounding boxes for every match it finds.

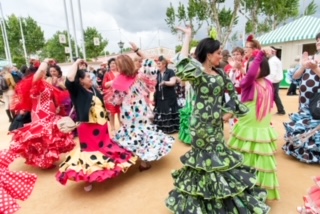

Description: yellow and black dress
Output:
[56,83,136,185]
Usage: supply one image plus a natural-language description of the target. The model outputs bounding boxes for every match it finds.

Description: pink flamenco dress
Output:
[0,150,37,214]
[9,75,75,169]
[56,88,137,185]
[298,177,320,214]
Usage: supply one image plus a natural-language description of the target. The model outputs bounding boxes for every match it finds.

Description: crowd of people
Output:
[0,26,320,213]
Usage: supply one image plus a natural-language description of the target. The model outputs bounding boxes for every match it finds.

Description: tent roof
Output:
[257,16,320,45]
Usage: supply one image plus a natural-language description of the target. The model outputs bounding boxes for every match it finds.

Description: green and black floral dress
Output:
[165,54,271,214]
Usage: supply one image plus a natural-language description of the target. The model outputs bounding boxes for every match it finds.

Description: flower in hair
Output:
[209,28,218,40]
[246,34,254,42]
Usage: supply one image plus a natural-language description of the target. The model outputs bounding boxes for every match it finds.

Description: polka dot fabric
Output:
[283,68,320,163]
[0,150,37,214]
[56,123,136,185]
[10,81,75,169]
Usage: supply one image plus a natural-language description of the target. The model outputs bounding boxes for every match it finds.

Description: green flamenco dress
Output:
[178,86,194,145]
[166,54,271,214]
[227,100,280,200]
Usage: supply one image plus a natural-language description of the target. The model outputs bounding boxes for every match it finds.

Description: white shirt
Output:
[266,55,283,83]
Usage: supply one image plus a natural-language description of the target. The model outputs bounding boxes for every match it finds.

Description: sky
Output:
[1,0,320,54]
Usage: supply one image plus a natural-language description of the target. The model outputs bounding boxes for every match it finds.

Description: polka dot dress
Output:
[113,72,175,162]
[10,81,75,169]
[0,150,37,214]
[283,69,320,163]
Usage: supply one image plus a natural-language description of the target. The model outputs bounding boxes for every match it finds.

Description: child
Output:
[227,48,280,200]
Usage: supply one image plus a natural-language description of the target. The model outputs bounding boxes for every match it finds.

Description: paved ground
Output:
[0,90,317,214]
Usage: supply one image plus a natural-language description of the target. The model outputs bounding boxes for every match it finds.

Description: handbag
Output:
[57,106,80,133]
[309,87,320,120]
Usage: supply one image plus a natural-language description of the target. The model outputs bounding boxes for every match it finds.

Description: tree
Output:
[84,27,108,60]
[165,0,241,47]
[175,40,199,53]
[165,0,208,38]
[240,0,299,34]
[41,31,78,63]
[304,0,318,16]
[0,15,45,67]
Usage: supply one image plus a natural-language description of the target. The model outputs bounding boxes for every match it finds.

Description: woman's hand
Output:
[176,26,192,37]
[129,42,138,52]
[223,113,233,122]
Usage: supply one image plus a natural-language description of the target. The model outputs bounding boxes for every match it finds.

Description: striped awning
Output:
[257,16,320,45]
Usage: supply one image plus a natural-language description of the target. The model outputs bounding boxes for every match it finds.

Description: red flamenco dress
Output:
[298,176,320,214]
[56,93,137,185]
[0,150,37,214]
[10,75,75,169]
[102,71,120,114]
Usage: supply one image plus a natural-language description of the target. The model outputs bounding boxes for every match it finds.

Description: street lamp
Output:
[118,40,124,54]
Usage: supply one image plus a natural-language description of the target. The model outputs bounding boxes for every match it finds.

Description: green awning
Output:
[257,16,320,45]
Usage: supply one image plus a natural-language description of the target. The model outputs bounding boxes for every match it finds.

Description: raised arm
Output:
[67,59,83,82]
[176,26,192,58]
[33,60,50,83]
[129,42,147,59]
[240,51,265,88]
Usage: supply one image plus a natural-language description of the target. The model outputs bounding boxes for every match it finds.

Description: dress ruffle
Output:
[298,176,320,214]
[283,109,320,164]
[178,98,193,145]
[228,123,280,200]
[114,124,174,162]
[0,150,37,214]
[10,116,75,169]
[56,123,137,185]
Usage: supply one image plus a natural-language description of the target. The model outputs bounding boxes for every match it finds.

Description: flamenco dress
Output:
[166,54,270,214]
[56,92,136,185]
[297,176,320,214]
[0,150,37,214]
[9,76,75,169]
[110,60,174,162]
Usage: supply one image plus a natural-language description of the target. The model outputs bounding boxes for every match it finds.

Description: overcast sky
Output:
[1,0,320,54]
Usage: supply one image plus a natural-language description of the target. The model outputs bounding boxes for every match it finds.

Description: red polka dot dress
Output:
[0,150,37,214]
[56,94,136,185]
[10,80,75,169]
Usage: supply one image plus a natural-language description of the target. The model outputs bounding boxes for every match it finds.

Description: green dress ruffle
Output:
[227,100,280,200]
[165,54,271,214]
[178,87,194,145]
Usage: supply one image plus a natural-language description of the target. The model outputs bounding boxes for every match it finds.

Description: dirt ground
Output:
[0,90,317,214]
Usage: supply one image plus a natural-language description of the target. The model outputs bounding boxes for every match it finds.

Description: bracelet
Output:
[134,48,139,53]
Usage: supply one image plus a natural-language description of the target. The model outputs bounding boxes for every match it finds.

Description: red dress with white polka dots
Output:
[10,80,75,169]
[0,150,37,214]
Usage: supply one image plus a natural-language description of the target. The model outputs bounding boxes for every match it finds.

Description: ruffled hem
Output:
[228,139,277,156]
[179,132,192,145]
[231,125,278,143]
[298,176,320,214]
[10,120,75,169]
[57,145,137,185]
[179,105,192,145]
[172,165,258,199]
[166,188,270,214]
[114,125,174,162]
[282,143,320,164]
[180,147,243,172]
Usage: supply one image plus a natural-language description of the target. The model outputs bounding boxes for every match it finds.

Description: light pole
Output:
[118,41,124,54]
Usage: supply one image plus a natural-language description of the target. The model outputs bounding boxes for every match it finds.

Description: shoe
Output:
[276,111,286,115]
[139,164,152,172]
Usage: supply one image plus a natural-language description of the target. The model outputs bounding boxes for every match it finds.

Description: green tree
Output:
[241,0,299,34]
[165,0,241,47]
[41,31,78,63]
[0,15,45,67]
[175,40,199,53]
[84,27,108,60]
[304,0,318,16]
[165,0,208,37]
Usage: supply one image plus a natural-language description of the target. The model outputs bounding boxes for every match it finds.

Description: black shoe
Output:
[276,111,286,115]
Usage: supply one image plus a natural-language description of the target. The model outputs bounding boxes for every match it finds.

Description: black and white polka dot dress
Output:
[283,68,320,163]
[113,71,175,162]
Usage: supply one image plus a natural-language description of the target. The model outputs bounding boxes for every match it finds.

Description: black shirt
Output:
[155,69,177,100]
[65,79,104,122]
